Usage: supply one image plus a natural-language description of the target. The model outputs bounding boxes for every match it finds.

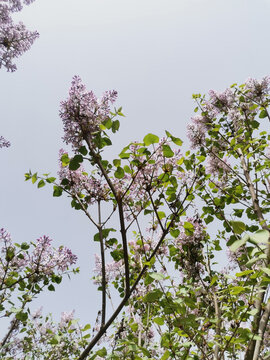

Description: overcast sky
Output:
[1,0,270,332]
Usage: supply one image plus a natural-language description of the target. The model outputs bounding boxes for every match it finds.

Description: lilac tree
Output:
[21,75,270,359]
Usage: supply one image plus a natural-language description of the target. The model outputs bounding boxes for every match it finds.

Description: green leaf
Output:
[261,267,270,276]
[25,172,32,181]
[259,109,268,118]
[143,289,163,303]
[170,229,180,238]
[50,336,59,345]
[171,135,182,146]
[78,146,88,155]
[20,242,30,250]
[162,144,174,158]
[53,186,63,197]
[149,272,166,281]
[113,159,121,167]
[112,120,120,133]
[94,228,116,242]
[153,317,165,326]
[5,247,15,261]
[249,230,269,244]
[119,146,130,159]
[16,312,28,322]
[157,211,166,219]
[61,153,70,167]
[37,179,45,188]
[48,284,55,291]
[69,155,83,171]
[230,286,245,295]
[248,308,258,316]
[123,165,131,174]
[114,166,125,179]
[95,347,107,357]
[143,133,159,146]
[210,275,218,287]
[81,324,91,332]
[165,131,183,146]
[236,269,254,277]
[46,177,56,184]
[230,234,249,252]
[31,173,37,184]
[231,221,246,234]
[161,350,170,360]
[184,221,194,236]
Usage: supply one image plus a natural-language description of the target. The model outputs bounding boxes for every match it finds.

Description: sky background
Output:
[1,0,270,333]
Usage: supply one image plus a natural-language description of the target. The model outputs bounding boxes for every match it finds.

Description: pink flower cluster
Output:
[58,149,109,203]
[0,229,77,279]
[0,0,39,71]
[176,217,206,247]
[0,135,10,148]
[245,76,270,99]
[60,76,117,150]
[30,235,77,274]
[93,254,123,285]
[186,115,211,149]
[205,153,231,188]
[187,76,270,149]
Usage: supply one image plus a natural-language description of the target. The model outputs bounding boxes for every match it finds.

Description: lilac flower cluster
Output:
[30,235,77,274]
[3,308,86,359]
[205,153,231,189]
[0,229,77,280]
[176,217,205,246]
[187,76,270,150]
[0,0,39,71]
[0,135,10,148]
[245,76,270,99]
[58,149,109,203]
[186,115,211,149]
[93,253,123,286]
[60,76,117,150]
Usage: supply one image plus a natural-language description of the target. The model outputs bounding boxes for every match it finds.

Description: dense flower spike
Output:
[30,235,77,274]
[60,76,117,150]
[0,0,39,71]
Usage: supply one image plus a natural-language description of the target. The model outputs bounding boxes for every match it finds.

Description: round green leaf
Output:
[143,133,159,146]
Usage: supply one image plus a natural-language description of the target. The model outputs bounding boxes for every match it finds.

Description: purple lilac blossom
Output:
[0,135,10,148]
[0,0,39,71]
[30,235,77,274]
[93,253,123,285]
[205,154,231,177]
[186,115,211,149]
[244,76,270,99]
[208,88,235,108]
[60,76,117,150]
[59,309,75,328]
[58,149,109,202]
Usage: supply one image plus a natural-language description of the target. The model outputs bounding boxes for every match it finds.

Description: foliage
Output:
[1,6,270,357]
[21,76,270,359]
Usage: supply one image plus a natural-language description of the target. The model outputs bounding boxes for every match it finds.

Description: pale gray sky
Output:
[1,0,270,330]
